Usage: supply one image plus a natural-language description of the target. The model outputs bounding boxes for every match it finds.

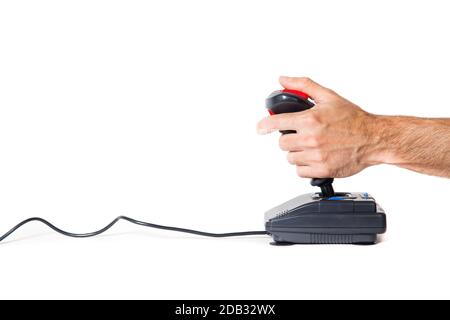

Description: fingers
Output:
[279,76,334,102]
[295,166,330,178]
[286,150,326,165]
[288,151,331,178]
[279,134,321,151]
[256,111,313,135]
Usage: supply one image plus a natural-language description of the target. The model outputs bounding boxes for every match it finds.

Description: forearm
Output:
[367,115,450,178]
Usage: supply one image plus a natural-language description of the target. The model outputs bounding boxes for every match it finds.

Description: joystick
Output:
[264,89,387,245]
[310,178,335,198]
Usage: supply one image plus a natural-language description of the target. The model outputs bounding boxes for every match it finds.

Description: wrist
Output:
[360,114,400,166]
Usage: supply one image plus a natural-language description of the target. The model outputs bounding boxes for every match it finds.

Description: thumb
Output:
[279,76,334,102]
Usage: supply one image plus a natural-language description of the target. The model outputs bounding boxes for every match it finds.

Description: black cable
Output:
[0,216,269,243]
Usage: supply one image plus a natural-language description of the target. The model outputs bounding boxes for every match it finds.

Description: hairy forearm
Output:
[367,115,450,178]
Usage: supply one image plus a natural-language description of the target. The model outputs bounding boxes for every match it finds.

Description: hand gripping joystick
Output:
[264,89,386,245]
[265,89,335,198]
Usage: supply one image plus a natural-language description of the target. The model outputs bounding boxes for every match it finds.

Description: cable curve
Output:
[0,216,269,243]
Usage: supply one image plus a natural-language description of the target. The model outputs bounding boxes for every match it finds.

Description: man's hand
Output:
[257,76,450,179]
[257,76,378,178]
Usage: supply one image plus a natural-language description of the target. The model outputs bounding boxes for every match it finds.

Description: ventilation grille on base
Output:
[310,233,353,244]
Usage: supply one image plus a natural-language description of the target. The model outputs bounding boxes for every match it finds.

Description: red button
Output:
[282,89,310,100]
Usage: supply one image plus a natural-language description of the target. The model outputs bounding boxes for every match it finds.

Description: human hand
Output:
[257,76,379,178]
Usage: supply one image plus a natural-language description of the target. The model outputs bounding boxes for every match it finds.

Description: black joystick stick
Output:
[265,89,335,198]
[310,178,335,198]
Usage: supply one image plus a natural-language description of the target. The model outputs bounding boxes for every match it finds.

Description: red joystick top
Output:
[280,89,310,100]
[265,89,314,132]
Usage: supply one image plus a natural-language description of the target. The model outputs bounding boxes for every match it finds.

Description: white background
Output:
[0,0,449,299]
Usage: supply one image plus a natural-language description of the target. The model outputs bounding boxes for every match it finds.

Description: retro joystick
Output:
[265,89,335,198]
[264,88,387,245]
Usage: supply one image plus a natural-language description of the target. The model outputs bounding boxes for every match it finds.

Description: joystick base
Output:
[265,192,386,245]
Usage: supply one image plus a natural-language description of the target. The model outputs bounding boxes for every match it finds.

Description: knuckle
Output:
[304,113,320,126]
[306,135,322,147]
[315,150,327,162]
[289,113,302,127]
[319,165,333,177]
[299,77,313,85]
[324,88,337,97]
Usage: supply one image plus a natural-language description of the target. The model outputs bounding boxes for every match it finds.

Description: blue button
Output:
[327,196,345,200]
[362,192,369,198]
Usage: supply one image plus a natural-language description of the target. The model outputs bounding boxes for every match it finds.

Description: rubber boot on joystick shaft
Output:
[311,178,335,198]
